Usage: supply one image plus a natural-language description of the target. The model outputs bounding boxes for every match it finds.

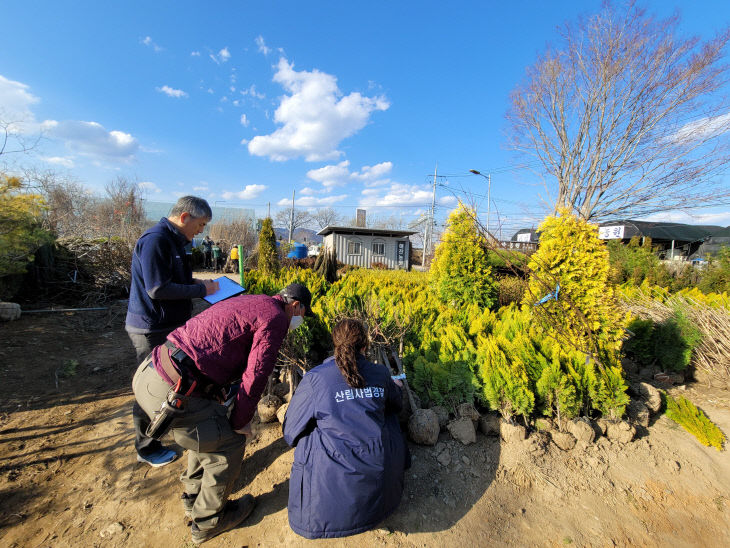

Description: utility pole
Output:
[426,163,437,262]
[288,190,295,243]
[267,202,270,218]
[487,173,491,241]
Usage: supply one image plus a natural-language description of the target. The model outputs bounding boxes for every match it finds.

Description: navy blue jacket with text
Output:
[283,355,408,539]
[125,218,205,333]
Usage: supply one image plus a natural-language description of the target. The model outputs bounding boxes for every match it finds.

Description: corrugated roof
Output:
[317,226,417,237]
[600,220,723,243]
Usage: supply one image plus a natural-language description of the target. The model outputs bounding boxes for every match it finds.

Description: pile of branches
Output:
[16,238,132,306]
[621,289,730,388]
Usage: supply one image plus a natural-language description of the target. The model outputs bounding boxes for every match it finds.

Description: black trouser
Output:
[128,330,174,457]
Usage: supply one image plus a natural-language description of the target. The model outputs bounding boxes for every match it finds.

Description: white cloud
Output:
[277,194,348,207]
[672,112,730,143]
[41,156,74,168]
[359,183,435,207]
[157,85,188,98]
[351,161,393,181]
[141,36,163,52]
[138,181,162,194]
[222,184,268,200]
[248,58,389,162]
[255,35,271,55]
[306,160,351,189]
[299,187,319,196]
[41,120,139,160]
[241,85,265,99]
[0,74,40,129]
[642,209,730,226]
[191,51,201,57]
[210,47,231,64]
[240,138,249,145]
[240,114,249,127]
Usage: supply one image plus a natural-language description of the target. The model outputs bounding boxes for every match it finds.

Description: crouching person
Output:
[283,318,409,539]
[133,283,313,545]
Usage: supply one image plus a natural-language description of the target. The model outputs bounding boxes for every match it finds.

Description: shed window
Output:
[347,240,362,255]
[372,241,385,256]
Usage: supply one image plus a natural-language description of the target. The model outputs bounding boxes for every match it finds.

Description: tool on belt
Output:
[146,376,198,440]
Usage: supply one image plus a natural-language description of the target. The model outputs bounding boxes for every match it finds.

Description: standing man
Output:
[229,244,239,274]
[126,196,219,467]
[212,241,222,273]
[133,283,314,545]
[202,236,213,269]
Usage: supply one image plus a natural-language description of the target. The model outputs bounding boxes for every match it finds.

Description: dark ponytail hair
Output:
[332,318,368,388]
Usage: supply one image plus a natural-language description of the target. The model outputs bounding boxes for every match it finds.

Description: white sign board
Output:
[516,232,532,243]
[598,225,625,240]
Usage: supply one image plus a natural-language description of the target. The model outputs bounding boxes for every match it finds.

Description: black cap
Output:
[279,283,313,316]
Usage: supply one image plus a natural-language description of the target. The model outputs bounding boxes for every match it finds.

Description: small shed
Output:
[317,226,417,270]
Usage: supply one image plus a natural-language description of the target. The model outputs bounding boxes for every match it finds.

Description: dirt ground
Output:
[1,278,729,547]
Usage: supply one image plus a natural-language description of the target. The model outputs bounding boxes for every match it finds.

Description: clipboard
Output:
[203,276,246,305]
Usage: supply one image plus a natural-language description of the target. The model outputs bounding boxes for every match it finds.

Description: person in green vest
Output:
[212,242,222,273]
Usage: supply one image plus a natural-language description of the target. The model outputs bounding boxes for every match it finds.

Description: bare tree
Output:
[507,2,730,221]
[311,207,343,229]
[91,176,146,245]
[274,208,313,239]
[24,168,94,237]
[208,217,257,258]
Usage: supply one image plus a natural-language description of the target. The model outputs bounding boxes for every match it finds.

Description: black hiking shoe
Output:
[182,492,197,523]
[191,495,256,545]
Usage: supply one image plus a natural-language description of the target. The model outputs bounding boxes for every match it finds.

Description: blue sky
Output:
[2,1,730,236]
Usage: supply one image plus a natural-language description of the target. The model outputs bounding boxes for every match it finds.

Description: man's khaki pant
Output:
[132,358,246,529]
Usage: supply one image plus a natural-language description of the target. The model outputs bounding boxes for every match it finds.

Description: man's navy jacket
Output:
[125,218,205,333]
[283,356,408,539]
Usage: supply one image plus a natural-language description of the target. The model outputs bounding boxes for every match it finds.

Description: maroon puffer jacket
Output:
[154,293,289,430]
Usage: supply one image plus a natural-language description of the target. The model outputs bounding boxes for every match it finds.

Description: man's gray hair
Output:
[169,196,212,220]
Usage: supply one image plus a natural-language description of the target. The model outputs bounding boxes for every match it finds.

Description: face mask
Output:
[289,315,304,332]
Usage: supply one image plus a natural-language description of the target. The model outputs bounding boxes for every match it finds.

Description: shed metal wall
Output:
[323,232,410,269]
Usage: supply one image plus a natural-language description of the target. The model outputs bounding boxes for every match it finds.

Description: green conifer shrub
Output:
[522,209,627,366]
[665,394,726,451]
[257,217,279,276]
[429,204,497,309]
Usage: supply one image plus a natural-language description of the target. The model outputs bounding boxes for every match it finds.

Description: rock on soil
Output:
[447,417,476,445]
[595,418,609,436]
[408,408,440,445]
[276,402,289,424]
[0,302,21,321]
[635,382,662,414]
[100,522,125,538]
[457,403,480,423]
[566,418,596,444]
[626,399,650,427]
[257,394,282,423]
[500,420,527,443]
[550,430,577,451]
[430,405,450,430]
[606,420,636,444]
[478,413,500,436]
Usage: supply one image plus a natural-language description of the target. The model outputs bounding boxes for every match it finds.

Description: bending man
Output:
[133,283,313,545]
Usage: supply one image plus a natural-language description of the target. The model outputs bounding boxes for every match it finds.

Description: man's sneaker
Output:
[191,495,256,545]
[136,448,178,468]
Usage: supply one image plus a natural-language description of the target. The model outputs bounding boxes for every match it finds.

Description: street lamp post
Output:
[469,169,491,239]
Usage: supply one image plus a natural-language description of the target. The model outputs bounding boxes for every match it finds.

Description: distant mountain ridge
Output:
[273,227,322,244]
